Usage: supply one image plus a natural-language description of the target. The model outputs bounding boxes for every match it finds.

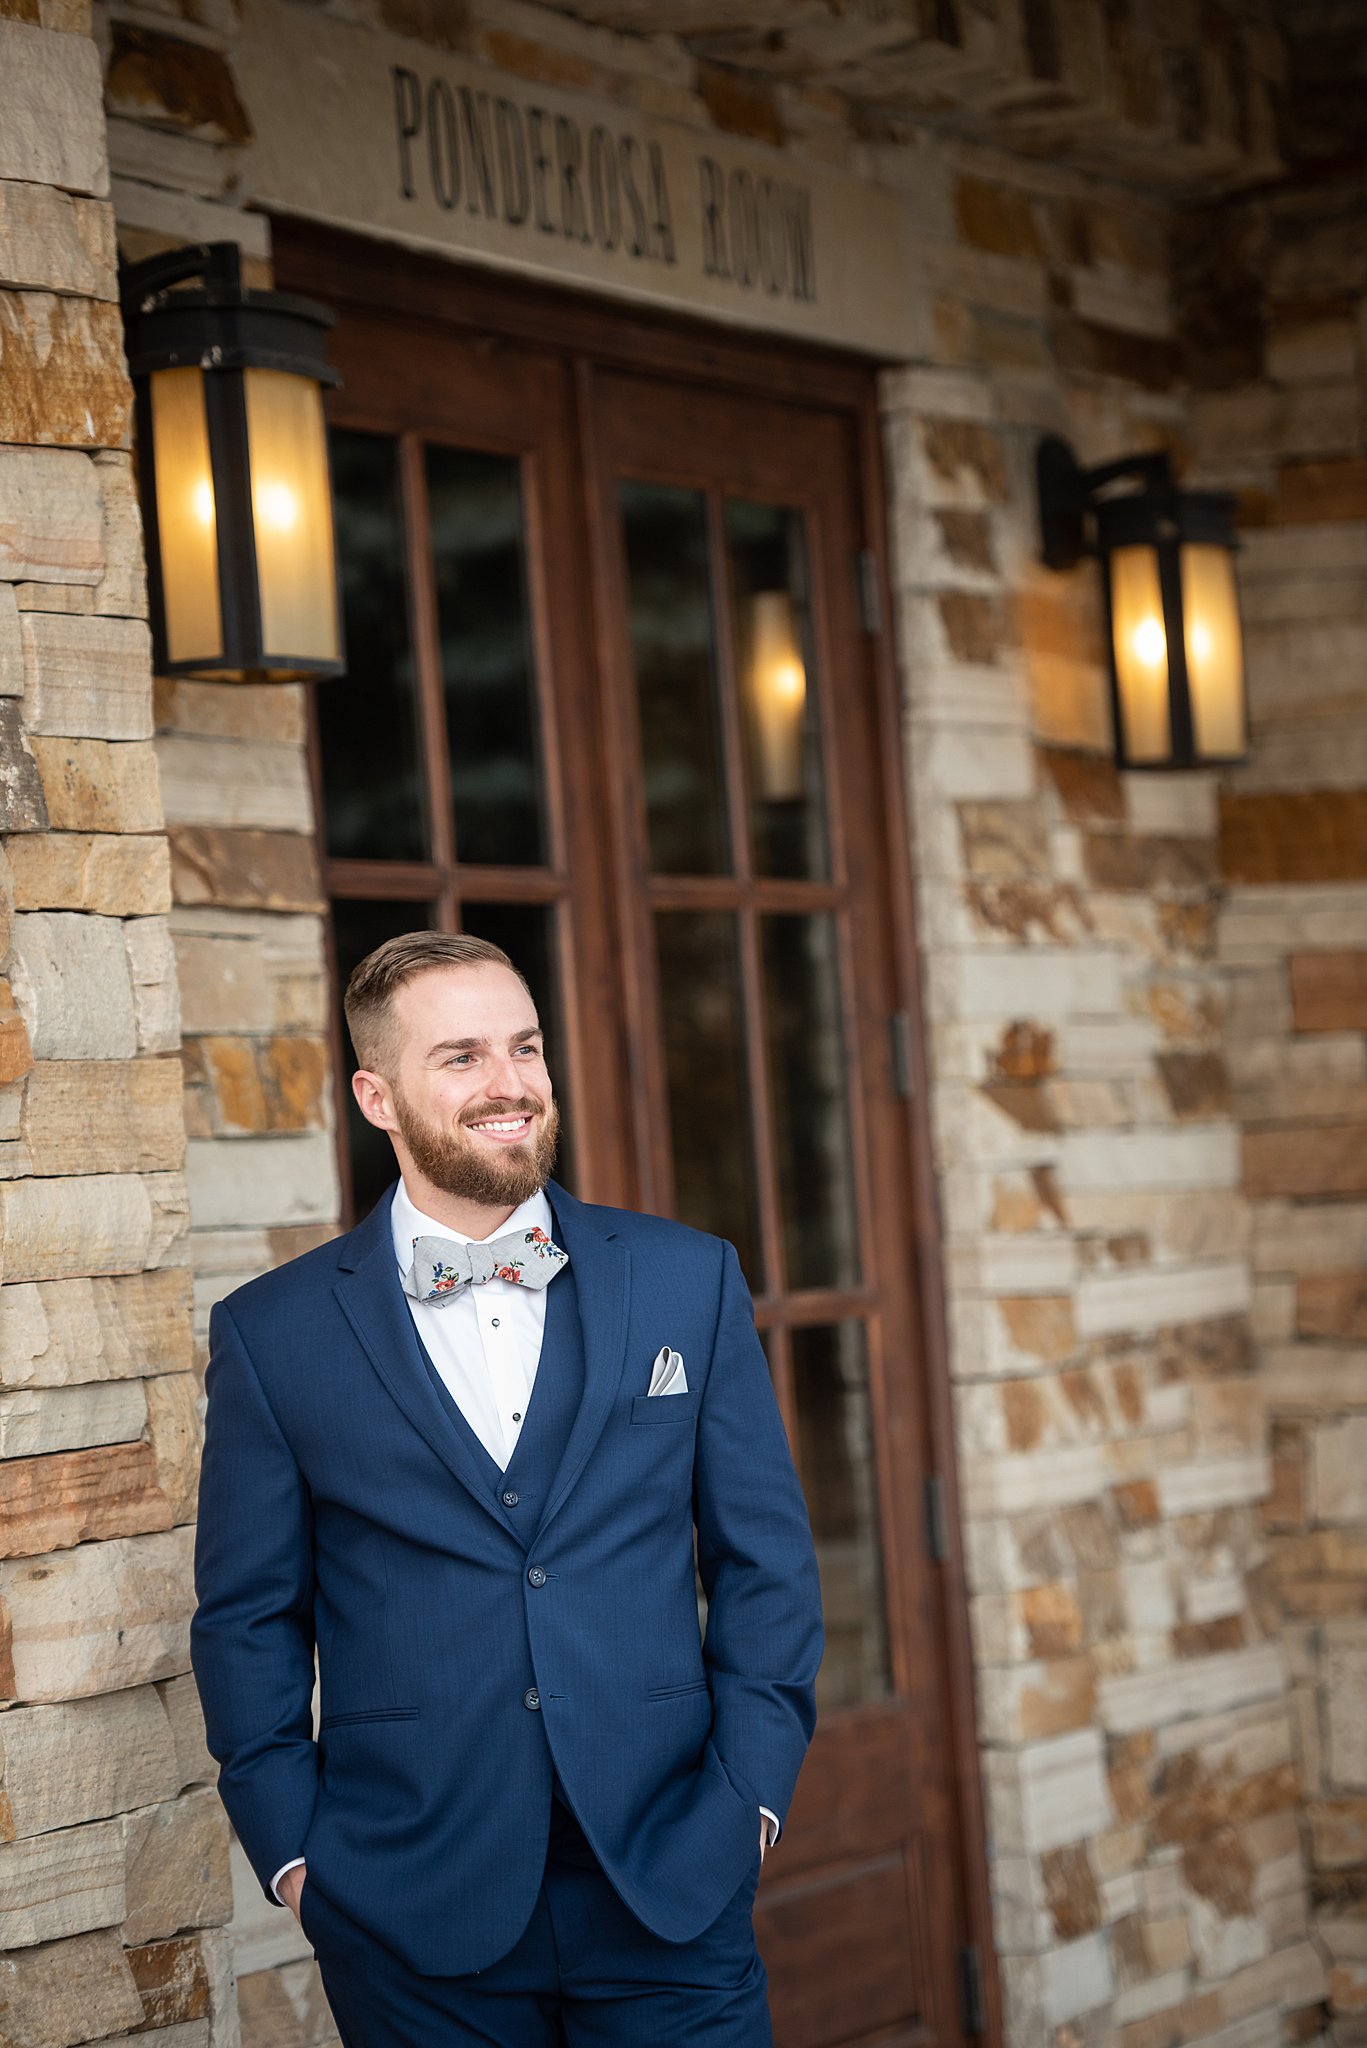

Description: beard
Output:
[392,1085,560,1209]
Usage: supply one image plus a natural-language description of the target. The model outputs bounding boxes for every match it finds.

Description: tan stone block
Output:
[0,1814,126,1949]
[21,612,150,737]
[0,1686,180,1838]
[0,21,107,195]
[21,1057,184,1175]
[198,1034,328,1134]
[186,1131,338,1230]
[0,1438,172,1555]
[1220,790,1367,886]
[0,1925,143,2038]
[0,1267,193,1388]
[8,831,170,914]
[126,1928,212,2030]
[0,1170,188,1282]
[0,445,102,588]
[0,1524,194,1702]
[0,181,115,299]
[1313,1418,1367,1526]
[955,798,1051,877]
[156,1675,215,1793]
[1190,1380,1267,1455]
[29,735,161,833]
[0,292,129,448]
[1244,1123,1367,1201]
[155,733,312,832]
[11,582,94,614]
[106,22,251,141]
[0,979,33,1087]
[153,677,306,745]
[170,909,325,1036]
[1290,951,1367,1033]
[92,449,147,618]
[170,825,322,913]
[9,910,137,1057]
[123,1788,232,1942]
[126,913,181,1054]
[145,1370,199,1526]
[0,1377,146,1458]
[0,582,19,693]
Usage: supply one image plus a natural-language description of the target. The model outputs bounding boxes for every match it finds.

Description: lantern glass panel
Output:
[149,367,223,669]
[1108,542,1171,763]
[1181,542,1246,760]
[244,367,340,673]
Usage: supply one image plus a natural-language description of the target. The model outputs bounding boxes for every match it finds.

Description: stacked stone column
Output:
[0,13,237,2044]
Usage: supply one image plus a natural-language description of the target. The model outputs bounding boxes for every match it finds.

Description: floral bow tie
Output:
[403,1226,569,1305]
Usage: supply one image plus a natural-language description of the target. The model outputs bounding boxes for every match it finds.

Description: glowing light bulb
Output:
[1189,620,1211,662]
[1132,616,1166,666]
[192,479,215,527]
[256,481,298,532]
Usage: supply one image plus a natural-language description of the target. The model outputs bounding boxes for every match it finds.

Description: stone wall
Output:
[1184,151,1367,2038]
[877,134,1329,2043]
[0,9,237,2045]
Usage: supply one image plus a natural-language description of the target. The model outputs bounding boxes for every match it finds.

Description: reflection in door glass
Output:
[459,902,574,1193]
[619,483,730,876]
[321,431,427,862]
[761,913,859,1291]
[331,898,437,1220]
[791,1322,891,1710]
[724,501,828,881]
[653,910,762,1290]
[427,447,546,869]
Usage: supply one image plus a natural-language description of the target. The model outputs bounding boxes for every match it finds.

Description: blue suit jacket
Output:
[190,1176,823,1975]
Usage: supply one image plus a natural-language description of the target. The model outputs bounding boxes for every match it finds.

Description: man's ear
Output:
[352,1069,398,1133]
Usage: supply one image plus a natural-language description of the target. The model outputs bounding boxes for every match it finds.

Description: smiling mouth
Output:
[466,1114,535,1143]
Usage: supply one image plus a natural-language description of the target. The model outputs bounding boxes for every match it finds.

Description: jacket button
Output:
[502,1490,519,1507]
[523,1687,541,1710]
[527,1565,547,1588]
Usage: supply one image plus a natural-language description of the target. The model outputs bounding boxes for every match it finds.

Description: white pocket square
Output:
[648,1345,688,1396]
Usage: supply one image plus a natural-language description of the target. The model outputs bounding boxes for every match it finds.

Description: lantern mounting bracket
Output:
[119,241,245,321]
[1036,433,1175,573]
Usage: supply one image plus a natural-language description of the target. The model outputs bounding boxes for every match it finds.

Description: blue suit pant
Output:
[299,1796,773,2047]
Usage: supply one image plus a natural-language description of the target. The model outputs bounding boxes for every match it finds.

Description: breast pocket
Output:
[630,1391,699,1424]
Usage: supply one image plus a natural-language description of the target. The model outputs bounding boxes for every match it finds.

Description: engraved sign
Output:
[235,0,913,355]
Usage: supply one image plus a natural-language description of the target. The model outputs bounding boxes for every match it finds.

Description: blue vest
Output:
[409,1255,586,1543]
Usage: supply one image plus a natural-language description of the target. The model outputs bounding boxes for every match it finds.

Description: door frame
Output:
[274,216,1003,2048]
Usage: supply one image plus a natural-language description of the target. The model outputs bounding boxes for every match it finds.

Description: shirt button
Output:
[512,1412,522,1422]
[523,1687,541,1711]
[528,1565,547,1588]
[502,1490,519,1507]
[491,1318,500,1327]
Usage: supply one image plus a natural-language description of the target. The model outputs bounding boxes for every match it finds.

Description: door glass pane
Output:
[791,1322,891,1711]
[653,910,762,1289]
[761,913,859,1291]
[459,902,574,1192]
[724,501,828,881]
[331,898,437,1220]
[427,446,546,868]
[619,483,730,876]
[320,431,427,861]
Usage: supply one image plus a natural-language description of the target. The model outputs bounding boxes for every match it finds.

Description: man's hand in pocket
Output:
[279,1863,307,1923]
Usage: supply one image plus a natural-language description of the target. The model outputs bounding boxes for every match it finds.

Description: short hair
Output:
[343,930,533,1076]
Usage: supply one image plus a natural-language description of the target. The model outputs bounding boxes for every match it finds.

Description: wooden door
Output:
[279,224,992,2048]
[583,369,966,2047]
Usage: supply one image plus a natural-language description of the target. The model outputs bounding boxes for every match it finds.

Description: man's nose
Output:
[484,1055,527,1099]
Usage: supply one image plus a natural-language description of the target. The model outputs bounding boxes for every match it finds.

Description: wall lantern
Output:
[1035,435,1248,771]
[746,587,808,802]
[121,241,344,683]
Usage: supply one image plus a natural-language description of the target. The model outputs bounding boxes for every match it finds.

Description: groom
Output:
[190,930,823,2044]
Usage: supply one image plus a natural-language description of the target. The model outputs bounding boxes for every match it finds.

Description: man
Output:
[191,931,823,2045]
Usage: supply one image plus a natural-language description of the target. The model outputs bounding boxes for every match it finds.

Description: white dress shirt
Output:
[270,1178,776,1904]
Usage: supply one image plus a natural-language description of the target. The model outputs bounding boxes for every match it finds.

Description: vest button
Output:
[523,1687,541,1711]
[528,1565,547,1587]
[501,1490,519,1507]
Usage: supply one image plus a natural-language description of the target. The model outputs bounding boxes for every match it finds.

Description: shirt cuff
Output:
[270,1856,306,1904]
[759,1805,780,1848]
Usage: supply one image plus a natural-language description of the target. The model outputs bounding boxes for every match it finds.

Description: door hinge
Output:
[958,1942,985,2037]
[857,548,882,635]
[889,1008,915,1099]
[923,1473,949,1563]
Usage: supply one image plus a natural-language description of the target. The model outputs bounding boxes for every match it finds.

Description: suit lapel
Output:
[332,1186,519,1540]
[535,1177,630,1542]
